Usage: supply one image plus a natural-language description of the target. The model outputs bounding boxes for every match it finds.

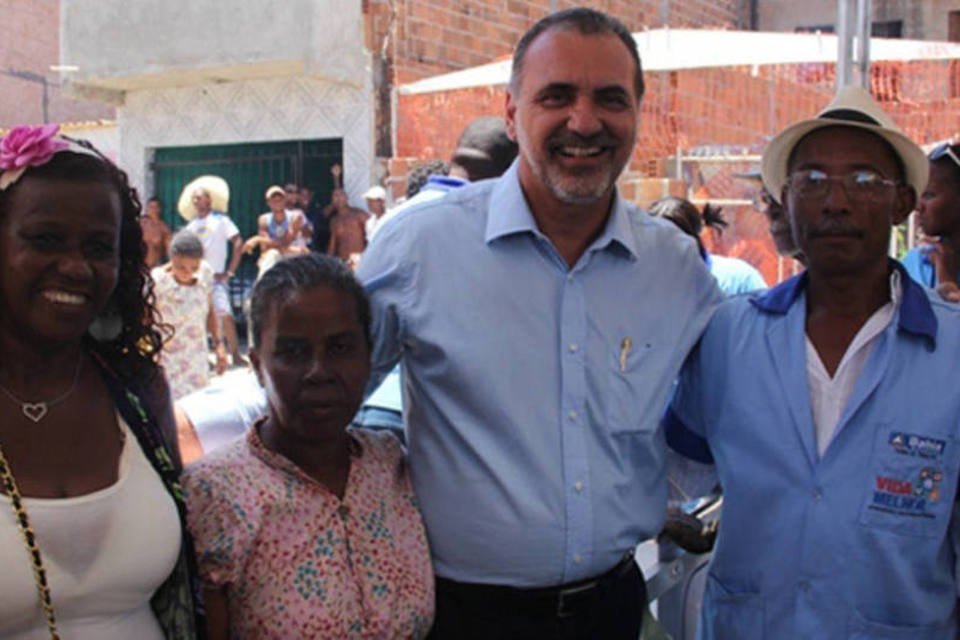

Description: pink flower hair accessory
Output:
[0,124,70,191]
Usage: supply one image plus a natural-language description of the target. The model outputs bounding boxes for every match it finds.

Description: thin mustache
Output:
[809,221,862,237]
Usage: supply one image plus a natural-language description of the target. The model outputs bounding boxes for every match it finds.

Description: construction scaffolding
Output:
[395,29,960,283]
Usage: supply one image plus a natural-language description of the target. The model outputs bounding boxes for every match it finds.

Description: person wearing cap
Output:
[449,114,520,182]
[665,85,960,638]
[362,184,388,239]
[358,9,721,638]
[243,185,309,278]
[367,117,520,244]
[902,140,960,301]
[182,178,245,366]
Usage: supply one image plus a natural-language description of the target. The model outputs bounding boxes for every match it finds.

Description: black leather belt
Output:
[436,552,641,619]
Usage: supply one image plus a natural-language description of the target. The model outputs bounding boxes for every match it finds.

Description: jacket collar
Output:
[750,258,937,346]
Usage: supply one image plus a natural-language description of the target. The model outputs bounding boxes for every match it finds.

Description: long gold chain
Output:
[0,444,60,639]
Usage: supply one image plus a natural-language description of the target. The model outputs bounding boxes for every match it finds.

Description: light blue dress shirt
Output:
[902,245,960,288]
[706,254,767,295]
[358,161,721,586]
[666,261,960,639]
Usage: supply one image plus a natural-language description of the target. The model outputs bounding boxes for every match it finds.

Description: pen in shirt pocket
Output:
[619,337,632,372]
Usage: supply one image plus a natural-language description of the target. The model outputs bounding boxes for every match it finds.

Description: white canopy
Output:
[399,28,960,96]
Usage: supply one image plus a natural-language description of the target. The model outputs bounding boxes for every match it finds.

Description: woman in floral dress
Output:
[151,230,226,400]
[182,254,433,639]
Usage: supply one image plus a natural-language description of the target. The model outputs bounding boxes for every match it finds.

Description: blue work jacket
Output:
[666,261,960,639]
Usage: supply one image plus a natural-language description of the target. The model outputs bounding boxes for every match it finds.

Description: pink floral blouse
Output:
[183,425,434,639]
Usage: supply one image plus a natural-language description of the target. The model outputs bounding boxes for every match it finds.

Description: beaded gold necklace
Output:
[0,444,60,639]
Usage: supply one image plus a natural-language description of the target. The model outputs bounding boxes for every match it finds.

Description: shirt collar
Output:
[750,258,937,345]
[425,175,468,192]
[484,160,639,260]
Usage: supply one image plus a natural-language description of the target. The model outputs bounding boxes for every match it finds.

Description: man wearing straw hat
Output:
[179,175,245,366]
[665,85,960,638]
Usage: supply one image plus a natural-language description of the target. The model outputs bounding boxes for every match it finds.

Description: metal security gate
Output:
[151,138,342,339]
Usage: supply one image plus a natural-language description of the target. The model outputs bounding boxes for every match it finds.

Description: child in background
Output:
[152,230,227,399]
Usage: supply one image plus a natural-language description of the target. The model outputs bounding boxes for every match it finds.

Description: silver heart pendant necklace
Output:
[0,356,83,423]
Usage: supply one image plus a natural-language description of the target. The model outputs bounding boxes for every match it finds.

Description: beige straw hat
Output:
[761,86,928,204]
[177,175,230,221]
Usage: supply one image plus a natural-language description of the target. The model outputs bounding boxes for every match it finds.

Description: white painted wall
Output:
[120,75,373,204]
[61,0,366,94]
[63,124,119,164]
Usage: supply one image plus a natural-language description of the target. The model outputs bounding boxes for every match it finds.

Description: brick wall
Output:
[392,59,960,283]
[375,0,744,84]
[370,0,746,172]
[0,0,114,127]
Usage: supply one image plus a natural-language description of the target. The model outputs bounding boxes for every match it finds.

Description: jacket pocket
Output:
[858,426,959,539]
[700,574,765,640]
[848,608,955,639]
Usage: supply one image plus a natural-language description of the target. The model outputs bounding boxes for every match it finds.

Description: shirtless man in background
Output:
[327,187,369,268]
[140,196,172,268]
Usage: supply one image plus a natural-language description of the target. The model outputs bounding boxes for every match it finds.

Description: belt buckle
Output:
[555,580,597,618]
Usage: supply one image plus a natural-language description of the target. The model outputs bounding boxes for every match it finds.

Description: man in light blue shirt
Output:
[705,254,767,295]
[358,8,720,639]
[666,87,960,638]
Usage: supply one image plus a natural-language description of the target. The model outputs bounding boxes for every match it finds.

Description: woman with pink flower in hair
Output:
[0,125,204,639]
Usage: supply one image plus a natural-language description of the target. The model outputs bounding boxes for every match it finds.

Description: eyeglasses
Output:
[786,169,899,203]
[929,142,960,170]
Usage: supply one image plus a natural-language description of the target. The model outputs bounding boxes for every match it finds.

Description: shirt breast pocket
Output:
[858,426,959,539]
[605,339,656,434]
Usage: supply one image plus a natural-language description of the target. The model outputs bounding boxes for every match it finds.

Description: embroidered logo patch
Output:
[888,432,945,459]
[870,467,943,518]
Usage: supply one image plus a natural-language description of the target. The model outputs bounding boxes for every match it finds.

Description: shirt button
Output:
[574,481,584,492]
[812,487,822,500]
[573,554,582,564]
[568,410,578,420]
[798,580,810,592]
[568,343,578,353]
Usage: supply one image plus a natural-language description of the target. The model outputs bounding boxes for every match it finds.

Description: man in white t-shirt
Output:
[362,185,388,240]
[183,186,245,365]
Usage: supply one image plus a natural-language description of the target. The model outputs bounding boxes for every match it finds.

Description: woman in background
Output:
[650,196,767,295]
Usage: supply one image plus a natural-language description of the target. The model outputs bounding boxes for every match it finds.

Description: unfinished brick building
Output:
[365,4,960,283]
[7,1,960,283]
